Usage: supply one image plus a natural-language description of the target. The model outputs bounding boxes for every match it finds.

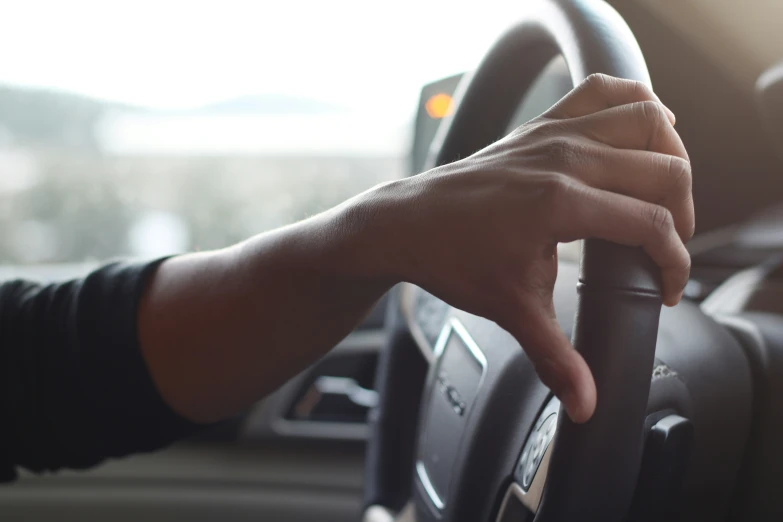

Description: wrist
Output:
[326,177,418,287]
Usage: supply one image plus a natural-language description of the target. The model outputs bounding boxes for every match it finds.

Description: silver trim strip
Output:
[431,317,454,359]
[416,318,488,512]
[312,376,379,408]
[433,317,488,369]
[449,317,488,368]
[240,329,386,441]
[416,461,445,510]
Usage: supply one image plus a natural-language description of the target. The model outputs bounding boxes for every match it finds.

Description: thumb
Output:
[507,301,597,423]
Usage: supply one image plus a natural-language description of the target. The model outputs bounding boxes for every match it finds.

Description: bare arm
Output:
[139,74,694,425]
[138,196,400,424]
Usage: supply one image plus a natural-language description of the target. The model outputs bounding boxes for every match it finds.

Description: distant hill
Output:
[0,85,138,150]
[190,94,346,115]
[0,85,348,150]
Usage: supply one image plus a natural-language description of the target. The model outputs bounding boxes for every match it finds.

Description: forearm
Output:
[138,181,408,423]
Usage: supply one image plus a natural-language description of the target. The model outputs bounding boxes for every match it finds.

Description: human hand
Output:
[385,74,693,423]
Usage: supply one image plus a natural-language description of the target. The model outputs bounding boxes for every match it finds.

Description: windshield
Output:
[0,0,524,269]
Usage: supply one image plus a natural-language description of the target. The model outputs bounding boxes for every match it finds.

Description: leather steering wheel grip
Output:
[432,2,661,521]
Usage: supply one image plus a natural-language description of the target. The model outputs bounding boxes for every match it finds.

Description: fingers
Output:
[545,73,676,124]
[546,143,694,241]
[550,181,691,305]
[503,300,596,423]
[573,101,689,161]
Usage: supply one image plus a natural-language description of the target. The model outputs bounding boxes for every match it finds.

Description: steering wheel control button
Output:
[437,372,468,416]
[521,421,554,489]
[516,397,561,490]
[625,414,694,521]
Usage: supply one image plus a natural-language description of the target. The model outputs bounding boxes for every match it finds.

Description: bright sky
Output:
[0,0,526,115]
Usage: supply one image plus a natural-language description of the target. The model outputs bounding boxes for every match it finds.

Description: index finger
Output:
[544,73,676,124]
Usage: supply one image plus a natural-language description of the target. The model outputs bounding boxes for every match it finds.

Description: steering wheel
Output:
[362,1,685,521]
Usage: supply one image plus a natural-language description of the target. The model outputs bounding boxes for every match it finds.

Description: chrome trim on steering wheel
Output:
[434,318,488,369]
[416,317,488,512]
[416,461,445,511]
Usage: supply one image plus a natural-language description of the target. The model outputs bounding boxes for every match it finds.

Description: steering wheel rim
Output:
[365,1,663,521]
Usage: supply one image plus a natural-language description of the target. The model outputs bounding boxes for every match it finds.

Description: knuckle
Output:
[636,100,668,126]
[665,156,692,192]
[633,100,669,150]
[583,73,610,93]
[647,204,675,237]
[630,79,655,101]
[663,156,696,240]
[583,74,654,103]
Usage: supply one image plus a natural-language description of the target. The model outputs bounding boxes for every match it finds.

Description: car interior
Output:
[2,0,783,521]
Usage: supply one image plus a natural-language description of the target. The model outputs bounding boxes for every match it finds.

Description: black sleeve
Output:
[0,259,206,481]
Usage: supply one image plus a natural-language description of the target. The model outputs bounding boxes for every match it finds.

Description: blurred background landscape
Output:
[0,84,408,265]
[0,0,530,270]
